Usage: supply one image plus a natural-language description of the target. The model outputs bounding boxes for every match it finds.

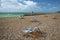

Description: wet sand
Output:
[0,13,60,40]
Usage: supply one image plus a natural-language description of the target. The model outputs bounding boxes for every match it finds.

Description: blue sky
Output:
[0,0,60,12]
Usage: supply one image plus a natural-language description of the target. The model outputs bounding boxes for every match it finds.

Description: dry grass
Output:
[0,13,60,40]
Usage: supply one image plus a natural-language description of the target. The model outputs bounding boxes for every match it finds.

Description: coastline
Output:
[0,13,60,40]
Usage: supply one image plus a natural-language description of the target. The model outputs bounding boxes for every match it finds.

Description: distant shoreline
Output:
[0,12,59,18]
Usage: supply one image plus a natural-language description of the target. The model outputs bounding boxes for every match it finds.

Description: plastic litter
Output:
[22,27,42,38]
[22,27,41,33]
[23,27,33,33]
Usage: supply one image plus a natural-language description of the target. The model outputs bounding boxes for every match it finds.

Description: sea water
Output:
[0,12,25,18]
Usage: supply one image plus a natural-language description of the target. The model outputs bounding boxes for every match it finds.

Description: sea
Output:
[0,12,25,18]
[0,12,56,18]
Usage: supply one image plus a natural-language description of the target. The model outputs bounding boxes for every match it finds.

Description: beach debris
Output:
[19,16,24,19]
[32,27,40,32]
[30,16,39,22]
[36,22,42,27]
[23,27,33,33]
[52,17,57,19]
[22,27,42,38]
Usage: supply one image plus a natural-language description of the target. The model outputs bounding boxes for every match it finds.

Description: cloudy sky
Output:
[0,0,60,12]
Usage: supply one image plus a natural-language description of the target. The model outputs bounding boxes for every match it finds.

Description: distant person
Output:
[32,11,34,13]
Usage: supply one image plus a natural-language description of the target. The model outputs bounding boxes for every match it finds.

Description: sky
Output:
[0,0,60,12]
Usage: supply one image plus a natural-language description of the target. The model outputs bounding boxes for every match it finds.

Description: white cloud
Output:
[0,0,60,12]
[0,0,38,12]
[24,1,37,6]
